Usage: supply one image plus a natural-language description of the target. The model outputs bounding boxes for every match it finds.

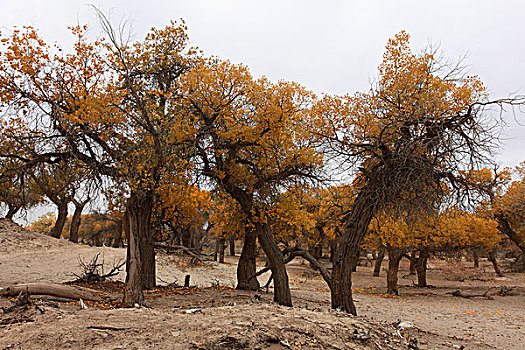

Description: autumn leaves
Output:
[0,22,515,313]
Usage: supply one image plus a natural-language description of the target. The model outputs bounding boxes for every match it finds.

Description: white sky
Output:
[2,0,525,222]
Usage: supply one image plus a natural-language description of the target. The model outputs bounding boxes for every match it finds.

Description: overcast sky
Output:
[2,1,525,221]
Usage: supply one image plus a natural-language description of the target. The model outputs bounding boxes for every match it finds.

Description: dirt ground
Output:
[0,219,524,349]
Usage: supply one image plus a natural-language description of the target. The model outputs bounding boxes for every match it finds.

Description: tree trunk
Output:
[488,249,503,277]
[218,237,226,263]
[330,190,377,315]
[237,227,260,290]
[329,240,336,263]
[213,237,219,261]
[409,251,416,275]
[373,246,385,277]
[112,220,123,248]
[511,253,525,272]
[473,250,479,268]
[416,248,429,287]
[122,190,154,307]
[229,235,236,256]
[140,233,156,289]
[5,205,20,220]
[69,201,87,243]
[0,283,111,302]
[50,200,69,239]
[255,221,292,306]
[496,214,525,256]
[386,248,403,295]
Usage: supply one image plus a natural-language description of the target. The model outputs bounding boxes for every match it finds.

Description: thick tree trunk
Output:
[69,201,87,243]
[5,205,20,220]
[488,249,503,277]
[330,190,377,315]
[123,190,154,307]
[386,248,403,295]
[416,248,429,287]
[237,228,260,290]
[218,237,226,263]
[409,251,416,275]
[140,233,156,289]
[255,221,292,306]
[373,246,385,277]
[50,200,69,239]
[229,235,236,256]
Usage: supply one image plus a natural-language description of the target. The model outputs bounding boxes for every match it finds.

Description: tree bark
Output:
[237,227,260,290]
[229,235,236,256]
[50,200,69,239]
[373,246,385,277]
[329,240,337,263]
[112,220,123,248]
[416,248,429,287]
[0,283,111,302]
[218,237,226,263]
[496,214,525,256]
[386,248,403,295]
[488,249,503,277]
[409,251,417,275]
[213,237,219,261]
[330,190,377,315]
[140,232,156,289]
[473,250,479,268]
[5,205,20,220]
[122,190,154,307]
[255,221,292,306]
[69,199,88,243]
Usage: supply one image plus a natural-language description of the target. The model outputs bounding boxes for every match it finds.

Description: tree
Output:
[184,59,322,306]
[470,166,525,271]
[316,31,512,314]
[0,20,197,306]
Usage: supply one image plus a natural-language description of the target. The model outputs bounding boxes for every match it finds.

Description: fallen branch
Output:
[0,283,114,302]
[447,289,494,299]
[88,325,132,331]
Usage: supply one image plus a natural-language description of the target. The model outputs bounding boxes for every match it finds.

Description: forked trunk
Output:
[69,201,87,243]
[386,248,403,295]
[416,248,429,287]
[50,200,69,239]
[255,221,292,306]
[123,190,154,307]
[373,246,385,277]
[237,227,260,290]
[331,190,377,315]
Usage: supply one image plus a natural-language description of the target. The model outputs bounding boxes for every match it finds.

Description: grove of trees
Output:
[1,17,524,315]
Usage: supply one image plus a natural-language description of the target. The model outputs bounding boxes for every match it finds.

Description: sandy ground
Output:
[0,219,524,349]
